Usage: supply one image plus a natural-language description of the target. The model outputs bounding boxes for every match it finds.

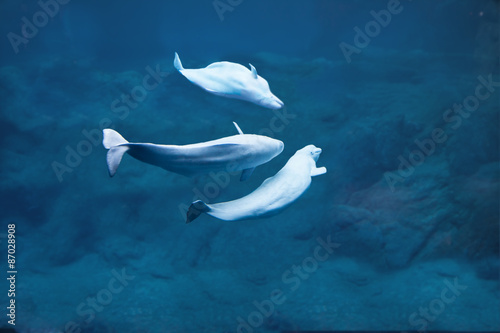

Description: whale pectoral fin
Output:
[203,87,217,93]
[311,167,327,177]
[187,200,211,224]
[233,122,244,135]
[240,167,255,181]
[249,64,258,79]
[203,87,228,97]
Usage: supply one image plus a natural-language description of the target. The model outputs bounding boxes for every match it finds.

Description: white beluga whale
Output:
[173,52,284,109]
[186,145,327,223]
[102,122,284,180]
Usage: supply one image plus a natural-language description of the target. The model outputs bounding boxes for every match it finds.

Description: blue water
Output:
[0,0,499,332]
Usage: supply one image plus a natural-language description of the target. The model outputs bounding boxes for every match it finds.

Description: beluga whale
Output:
[186,145,327,223]
[102,122,284,180]
[173,52,284,109]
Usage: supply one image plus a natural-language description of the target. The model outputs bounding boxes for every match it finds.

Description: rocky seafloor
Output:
[0,1,499,330]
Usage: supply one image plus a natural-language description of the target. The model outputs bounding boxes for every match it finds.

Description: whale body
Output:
[174,52,284,109]
[102,122,284,180]
[186,145,327,222]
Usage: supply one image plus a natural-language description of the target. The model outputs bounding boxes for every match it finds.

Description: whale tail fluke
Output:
[174,52,184,71]
[102,129,130,177]
[103,129,127,149]
[186,200,211,224]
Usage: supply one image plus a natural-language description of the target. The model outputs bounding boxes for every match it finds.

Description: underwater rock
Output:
[323,157,456,269]
[323,205,383,262]
[0,66,49,132]
[449,162,500,259]
[474,256,500,280]
[474,0,500,72]
[265,311,299,331]
[330,257,374,287]
[334,115,422,194]
[446,110,499,176]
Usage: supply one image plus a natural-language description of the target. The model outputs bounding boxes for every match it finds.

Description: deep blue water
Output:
[0,0,499,332]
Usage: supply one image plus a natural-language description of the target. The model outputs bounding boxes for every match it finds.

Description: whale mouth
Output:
[273,95,284,107]
[312,147,322,161]
[272,95,284,109]
[262,95,284,109]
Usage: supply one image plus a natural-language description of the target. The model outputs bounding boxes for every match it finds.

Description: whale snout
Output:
[277,140,284,153]
[261,94,284,109]
[301,145,322,161]
[270,139,284,157]
[270,95,284,109]
[312,147,322,161]
[272,95,284,108]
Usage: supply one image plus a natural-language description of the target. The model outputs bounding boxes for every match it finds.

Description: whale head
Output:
[231,122,284,164]
[263,136,285,158]
[247,64,284,109]
[297,145,327,177]
[284,145,326,178]
[233,132,284,174]
[249,78,283,110]
[300,145,323,162]
[252,135,284,163]
[258,92,284,110]
[276,139,285,156]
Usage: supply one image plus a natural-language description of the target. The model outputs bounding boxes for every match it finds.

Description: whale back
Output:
[181,62,251,95]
